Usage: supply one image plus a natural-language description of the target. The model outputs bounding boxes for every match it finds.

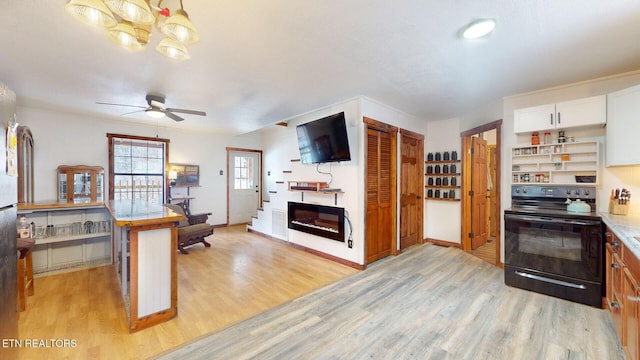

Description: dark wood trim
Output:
[225,148,263,226]
[399,127,425,140]
[425,238,463,248]
[460,119,503,138]
[460,120,502,265]
[247,228,365,270]
[106,133,170,202]
[364,117,398,132]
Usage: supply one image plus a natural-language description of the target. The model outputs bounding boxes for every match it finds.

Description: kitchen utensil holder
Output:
[609,199,630,215]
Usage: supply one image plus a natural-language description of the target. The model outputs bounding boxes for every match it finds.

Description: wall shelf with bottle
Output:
[17,202,111,275]
[425,151,460,201]
[511,140,599,185]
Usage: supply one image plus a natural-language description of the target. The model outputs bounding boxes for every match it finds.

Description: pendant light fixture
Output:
[103,0,154,25]
[156,38,190,60]
[159,1,200,44]
[65,0,200,60]
[65,0,118,28]
[107,20,144,50]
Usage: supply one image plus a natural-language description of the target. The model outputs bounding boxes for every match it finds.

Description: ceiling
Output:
[1,1,639,135]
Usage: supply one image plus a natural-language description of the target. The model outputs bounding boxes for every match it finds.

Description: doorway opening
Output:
[226,148,263,226]
[461,120,502,267]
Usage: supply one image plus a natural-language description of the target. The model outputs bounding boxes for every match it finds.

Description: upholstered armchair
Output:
[165,202,214,254]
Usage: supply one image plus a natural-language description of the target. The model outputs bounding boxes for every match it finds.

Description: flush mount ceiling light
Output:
[462,18,496,39]
[64,0,200,60]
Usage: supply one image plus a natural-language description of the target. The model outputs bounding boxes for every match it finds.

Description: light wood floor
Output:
[470,236,498,266]
[157,242,625,360]
[14,226,358,360]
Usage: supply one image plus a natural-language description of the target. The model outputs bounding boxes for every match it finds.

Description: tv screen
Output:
[296,112,351,164]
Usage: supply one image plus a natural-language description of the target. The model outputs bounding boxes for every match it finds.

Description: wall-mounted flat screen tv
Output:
[296,112,351,164]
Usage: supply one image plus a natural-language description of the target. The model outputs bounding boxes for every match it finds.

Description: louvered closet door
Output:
[366,128,393,264]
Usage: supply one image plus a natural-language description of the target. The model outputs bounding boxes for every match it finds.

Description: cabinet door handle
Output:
[612,241,619,247]
[550,113,554,125]
[605,232,611,238]
[557,112,561,124]
[611,263,619,269]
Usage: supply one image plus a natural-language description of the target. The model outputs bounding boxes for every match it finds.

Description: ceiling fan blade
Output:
[96,101,147,109]
[165,111,185,122]
[166,108,207,116]
[120,109,147,116]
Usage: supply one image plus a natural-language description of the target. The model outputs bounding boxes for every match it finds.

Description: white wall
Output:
[258,98,362,264]
[16,105,261,225]
[425,118,462,243]
[255,96,426,265]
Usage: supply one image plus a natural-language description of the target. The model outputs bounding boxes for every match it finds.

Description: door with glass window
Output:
[228,150,261,225]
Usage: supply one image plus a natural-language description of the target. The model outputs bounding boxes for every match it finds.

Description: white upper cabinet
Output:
[513,95,606,134]
[606,84,640,166]
[513,104,556,133]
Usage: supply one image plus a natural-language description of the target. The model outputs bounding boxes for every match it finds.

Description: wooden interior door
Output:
[365,119,397,265]
[488,145,498,238]
[471,137,488,250]
[400,130,424,250]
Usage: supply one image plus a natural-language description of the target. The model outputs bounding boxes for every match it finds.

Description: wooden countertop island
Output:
[106,200,185,332]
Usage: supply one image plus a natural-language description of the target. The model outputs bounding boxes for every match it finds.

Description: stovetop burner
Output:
[507,185,600,220]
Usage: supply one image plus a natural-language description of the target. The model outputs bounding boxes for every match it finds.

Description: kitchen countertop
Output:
[106,200,185,227]
[599,212,640,259]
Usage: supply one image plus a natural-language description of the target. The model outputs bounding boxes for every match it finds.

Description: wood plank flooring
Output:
[14,226,358,360]
[470,236,498,266]
[157,243,625,360]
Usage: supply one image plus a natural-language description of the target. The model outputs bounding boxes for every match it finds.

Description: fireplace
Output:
[287,202,345,242]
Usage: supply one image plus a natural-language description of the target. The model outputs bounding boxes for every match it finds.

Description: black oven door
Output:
[504,213,603,307]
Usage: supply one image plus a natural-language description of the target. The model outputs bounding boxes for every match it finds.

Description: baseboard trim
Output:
[247,228,365,270]
[425,238,462,248]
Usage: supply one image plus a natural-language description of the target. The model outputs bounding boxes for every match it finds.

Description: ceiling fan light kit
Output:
[97,94,206,122]
[65,0,200,60]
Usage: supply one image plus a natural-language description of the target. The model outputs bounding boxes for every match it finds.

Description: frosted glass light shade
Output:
[146,109,165,118]
[65,0,117,28]
[156,38,190,60]
[107,21,144,51]
[104,0,154,25]
[462,19,496,39]
[160,9,200,44]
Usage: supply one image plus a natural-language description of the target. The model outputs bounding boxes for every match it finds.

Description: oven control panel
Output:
[511,185,596,199]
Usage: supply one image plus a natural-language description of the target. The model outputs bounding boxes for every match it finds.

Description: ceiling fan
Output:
[97,94,206,122]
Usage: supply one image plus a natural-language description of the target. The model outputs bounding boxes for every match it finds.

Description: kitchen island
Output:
[106,200,185,332]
